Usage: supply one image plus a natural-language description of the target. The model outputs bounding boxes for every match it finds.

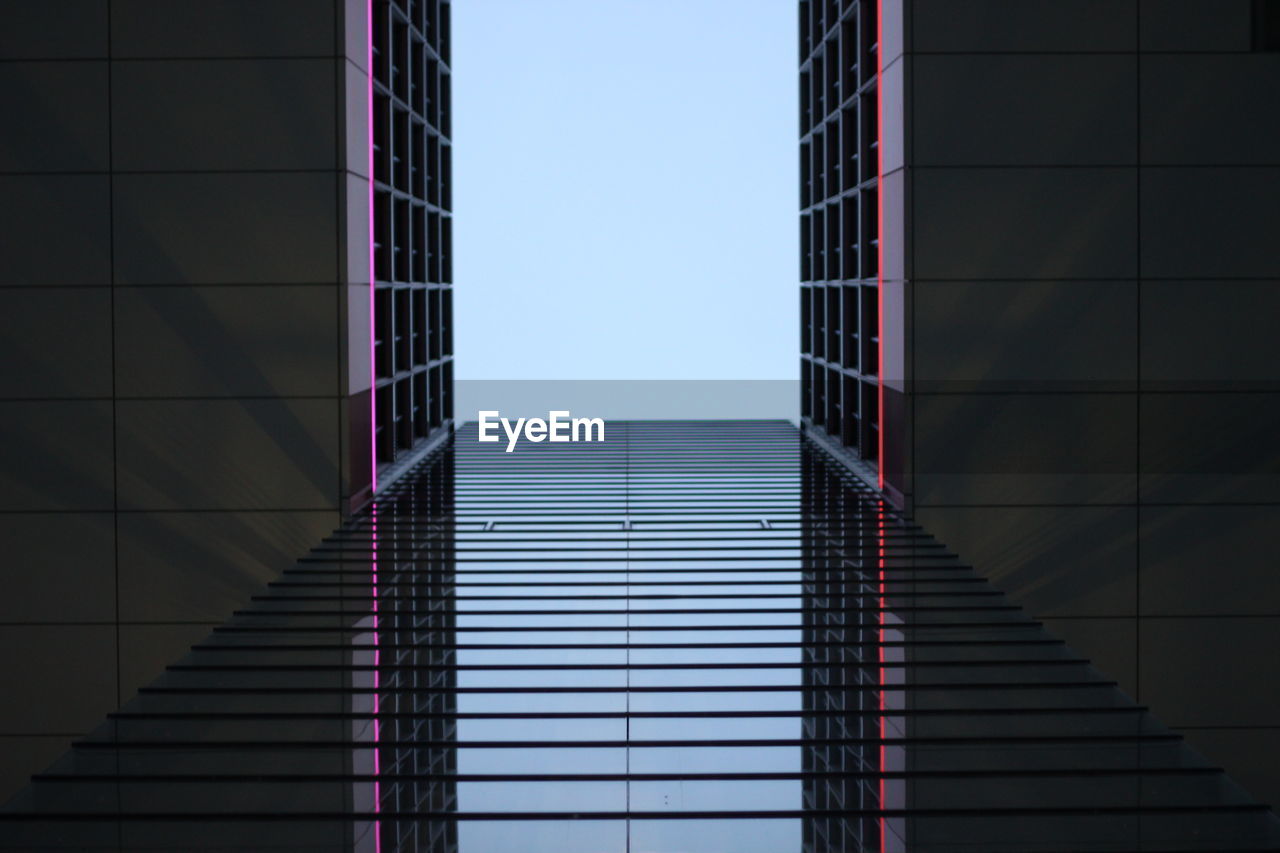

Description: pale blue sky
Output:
[452,0,797,380]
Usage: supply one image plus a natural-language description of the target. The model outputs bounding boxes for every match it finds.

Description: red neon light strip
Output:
[877,6,888,845]
[877,507,887,852]
[371,501,381,852]
[368,0,379,497]
[876,0,886,493]
[367,6,381,851]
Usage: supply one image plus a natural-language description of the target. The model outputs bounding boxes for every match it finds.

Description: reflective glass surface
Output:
[2,422,1277,851]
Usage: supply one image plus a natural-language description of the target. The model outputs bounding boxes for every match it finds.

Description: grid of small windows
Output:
[799,0,879,467]
[372,0,454,468]
[364,457,458,852]
[801,447,895,852]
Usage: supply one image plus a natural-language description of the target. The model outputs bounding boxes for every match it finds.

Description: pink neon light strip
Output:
[877,507,887,852]
[368,0,379,497]
[876,0,886,493]
[371,501,381,852]
[876,6,889,843]
[367,5,381,851]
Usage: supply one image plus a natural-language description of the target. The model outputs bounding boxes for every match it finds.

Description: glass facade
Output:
[373,0,455,471]
[2,422,1277,851]
[799,0,882,466]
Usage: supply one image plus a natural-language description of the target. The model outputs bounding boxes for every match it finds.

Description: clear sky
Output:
[452,0,797,380]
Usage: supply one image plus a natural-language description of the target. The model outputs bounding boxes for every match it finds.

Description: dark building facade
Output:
[0,0,451,801]
[800,0,1280,806]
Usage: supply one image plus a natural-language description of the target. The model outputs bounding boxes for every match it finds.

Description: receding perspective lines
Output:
[1,422,1276,852]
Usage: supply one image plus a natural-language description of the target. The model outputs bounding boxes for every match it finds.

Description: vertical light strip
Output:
[370,501,381,851]
[367,3,381,848]
[876,506,887,852]
[876,0,886,492]
[875,4,890,835]
[368,0,379,495]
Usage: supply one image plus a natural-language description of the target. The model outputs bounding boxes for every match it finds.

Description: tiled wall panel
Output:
[894,0,1280,808]
[0,0,410,803]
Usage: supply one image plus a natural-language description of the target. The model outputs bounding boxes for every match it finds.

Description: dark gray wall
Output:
[888,0,1280,808]
[0,0,373,800]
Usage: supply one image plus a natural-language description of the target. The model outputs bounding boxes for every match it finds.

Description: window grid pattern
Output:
[373,0,454,469]
[799,0,880,466]
[362,458,459,853]
[801,450,895,851]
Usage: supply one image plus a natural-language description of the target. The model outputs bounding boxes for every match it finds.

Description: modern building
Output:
[799,0,1280,807]
[0,0,451,800]
[2,0,1279,848]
